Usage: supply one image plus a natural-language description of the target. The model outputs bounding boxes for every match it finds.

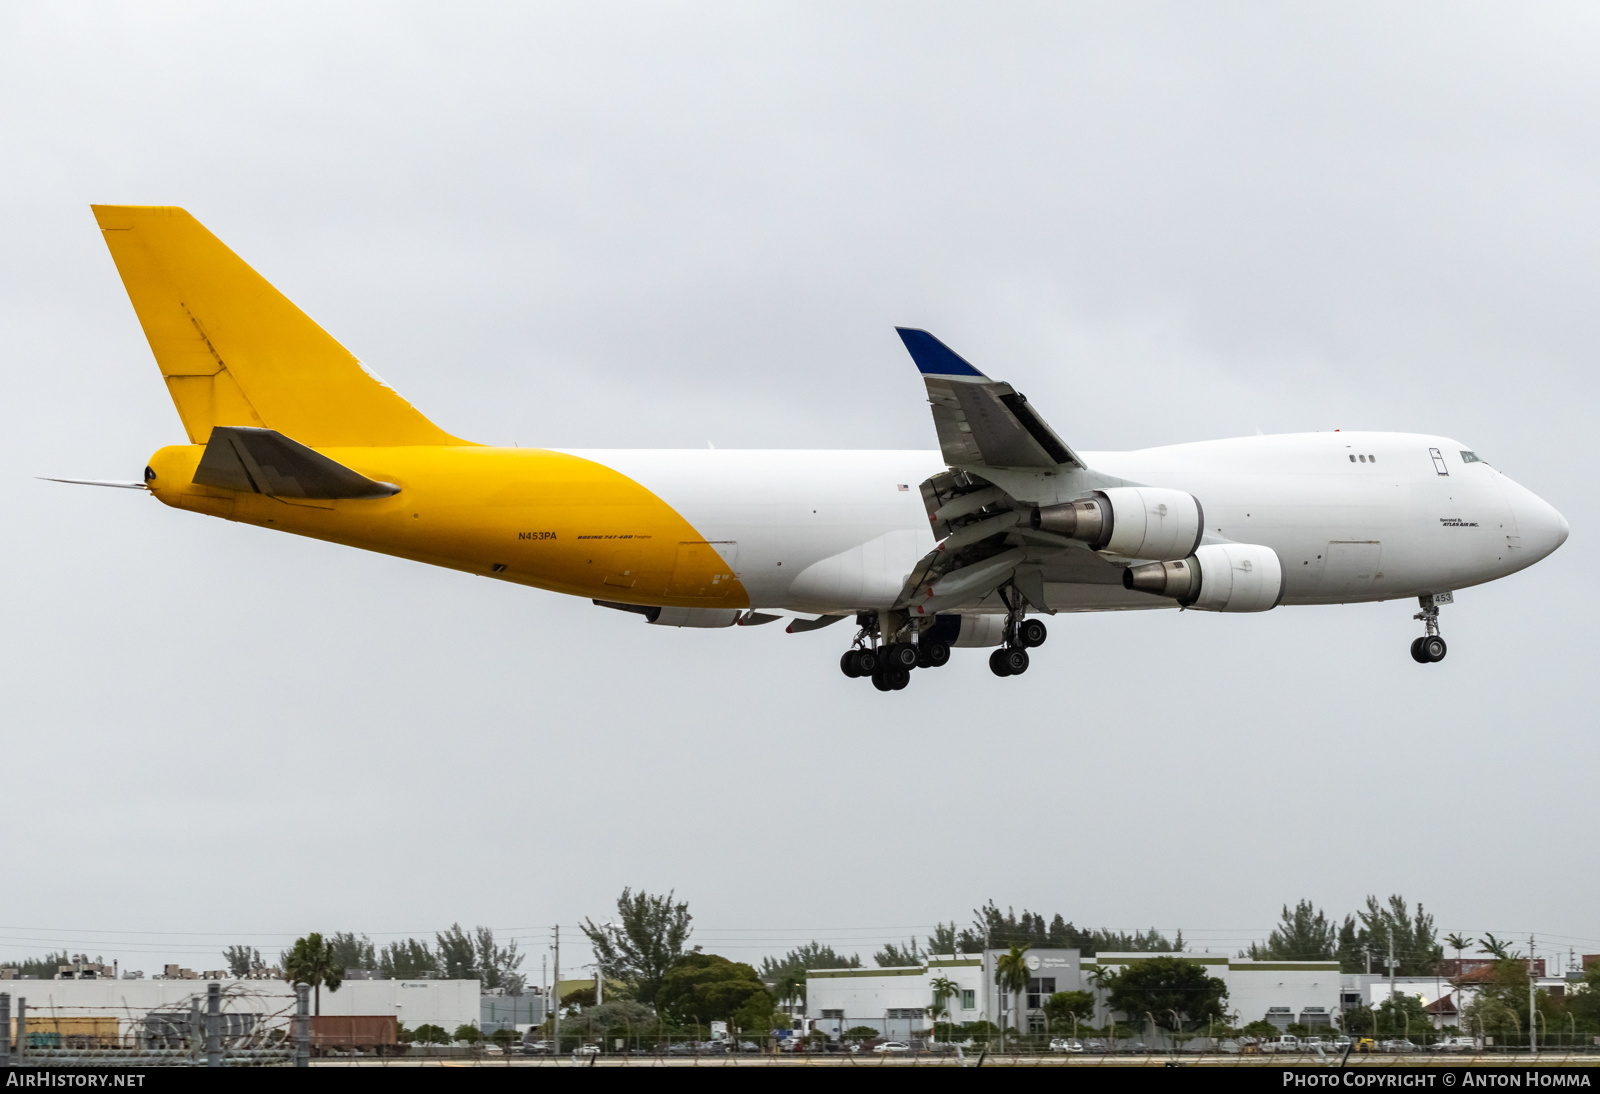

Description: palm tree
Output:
[1085,963,1118,1043]
[284,932,345,1016]
[994,944,1031,1051]
[929,975,959,1039]
[1444,933,1470,970]
[774,971,806,1025]
[1478,934,1515,961]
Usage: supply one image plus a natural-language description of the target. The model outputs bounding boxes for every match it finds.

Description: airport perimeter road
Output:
[309,1053,1600,1068]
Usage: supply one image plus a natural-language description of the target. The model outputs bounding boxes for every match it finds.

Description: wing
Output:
[895,327,1083,472]
[891,328,1114,615]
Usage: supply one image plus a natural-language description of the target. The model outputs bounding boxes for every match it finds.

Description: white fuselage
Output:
[566,431,1567,615]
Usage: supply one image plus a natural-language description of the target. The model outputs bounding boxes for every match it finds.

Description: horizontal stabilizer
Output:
[193,426,399,499]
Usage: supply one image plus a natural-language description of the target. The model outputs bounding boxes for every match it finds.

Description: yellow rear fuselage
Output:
[146,444,750,608]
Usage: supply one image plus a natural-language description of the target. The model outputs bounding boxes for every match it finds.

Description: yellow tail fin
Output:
[92,205,468,447]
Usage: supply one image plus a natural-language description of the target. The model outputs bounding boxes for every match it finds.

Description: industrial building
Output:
[0,977,480,1040]
[804,949,1342,1038]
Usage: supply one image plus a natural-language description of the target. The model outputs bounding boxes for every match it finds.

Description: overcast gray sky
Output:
[2,2,1594,974]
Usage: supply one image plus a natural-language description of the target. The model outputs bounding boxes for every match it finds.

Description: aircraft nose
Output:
[1507,481,1568,560]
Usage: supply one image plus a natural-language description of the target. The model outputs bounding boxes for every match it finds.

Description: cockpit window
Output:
[1460,451,1482,464]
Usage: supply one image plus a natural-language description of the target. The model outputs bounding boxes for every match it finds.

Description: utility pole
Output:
[552,926,560,1052]
[1529,933,1537,1056]
[1363,945,1371,975]
[1387,928,1397,1008]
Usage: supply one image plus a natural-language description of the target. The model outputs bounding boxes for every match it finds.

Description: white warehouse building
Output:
[805,950,1341,1039]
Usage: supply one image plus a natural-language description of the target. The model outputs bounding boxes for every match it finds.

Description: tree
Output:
[490,1028,517,1049]
[1043,991,1095,1030]
[929,976,959,1026]
[223,945,262,977]
[473,926,522,990]
[453,1023,483,1045]
[733,989,777,1037]
[1105,957,1228,1031]
[1248,900,1336,961]
[1240,1019,1279,1041]
[380,938,436,979]
[5,952,69,979]
[931,922,960,956]
[994,943,1031,1041]
[874,938,924,967]
[1444,933,1472,970]
[284,933,345,1016]
[411,1023,449,1045]
[655,954,769,1024]
[844,1025,881,1041]
[758,942,859,980]
[1373,992,1429,1039]
[1478,933,1515,961]
[581,887,694,1005]
[772,970,806,1018]
[561,985,597,1012]
[1334,895,1440,975]
[435,924,477,980]
[326,932,376,973]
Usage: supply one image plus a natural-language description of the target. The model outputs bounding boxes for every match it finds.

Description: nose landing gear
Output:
[1410,593,1452,663]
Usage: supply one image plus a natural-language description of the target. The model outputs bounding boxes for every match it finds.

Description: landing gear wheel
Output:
[890,667,911,690]
[1001,647,1030,675]
[921,642,950,668]
[1017,619,1048,648]
[884,642,919,670]
[1421,635,1447,662]
[1409,638,1427,664]
[871,669,895,692]
[854,648,880,675]
[841,650,863,678]
[989,648,1013,677]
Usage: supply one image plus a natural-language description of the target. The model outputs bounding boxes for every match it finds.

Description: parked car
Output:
[1428,1037,1477,1053]
[1261,1036,1301,1054]
[1049,1038,1084,1054]
[572,1044,601,1056]
[1116,1041,1151,1054]
[1329,1037,1353,1051]
[520,1040,554,1056]
[1082,1039,1109,1054]
[873,1041,911,1054]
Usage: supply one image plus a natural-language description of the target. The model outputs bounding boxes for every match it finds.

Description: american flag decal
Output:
[897,484,910,491]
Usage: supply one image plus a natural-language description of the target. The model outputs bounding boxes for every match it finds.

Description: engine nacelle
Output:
[594,600,742,627]
[1122,543,1285,613]
[925,613,1007,648]
[1032,487,1204,561]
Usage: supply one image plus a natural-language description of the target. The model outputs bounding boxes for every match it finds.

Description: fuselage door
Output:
[1322,540,1382,598]
[1429,447,1450,476]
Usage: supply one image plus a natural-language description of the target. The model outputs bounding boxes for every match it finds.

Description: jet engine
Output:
[1032,487,1204,561]
[1122,543,1285,613]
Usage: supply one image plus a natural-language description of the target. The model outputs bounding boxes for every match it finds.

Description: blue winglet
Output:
[895,327,987,378]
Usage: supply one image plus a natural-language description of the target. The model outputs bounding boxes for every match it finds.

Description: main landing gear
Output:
[989,616,1048,677]
[839,612,951,692]
[1410,593,1451,664]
